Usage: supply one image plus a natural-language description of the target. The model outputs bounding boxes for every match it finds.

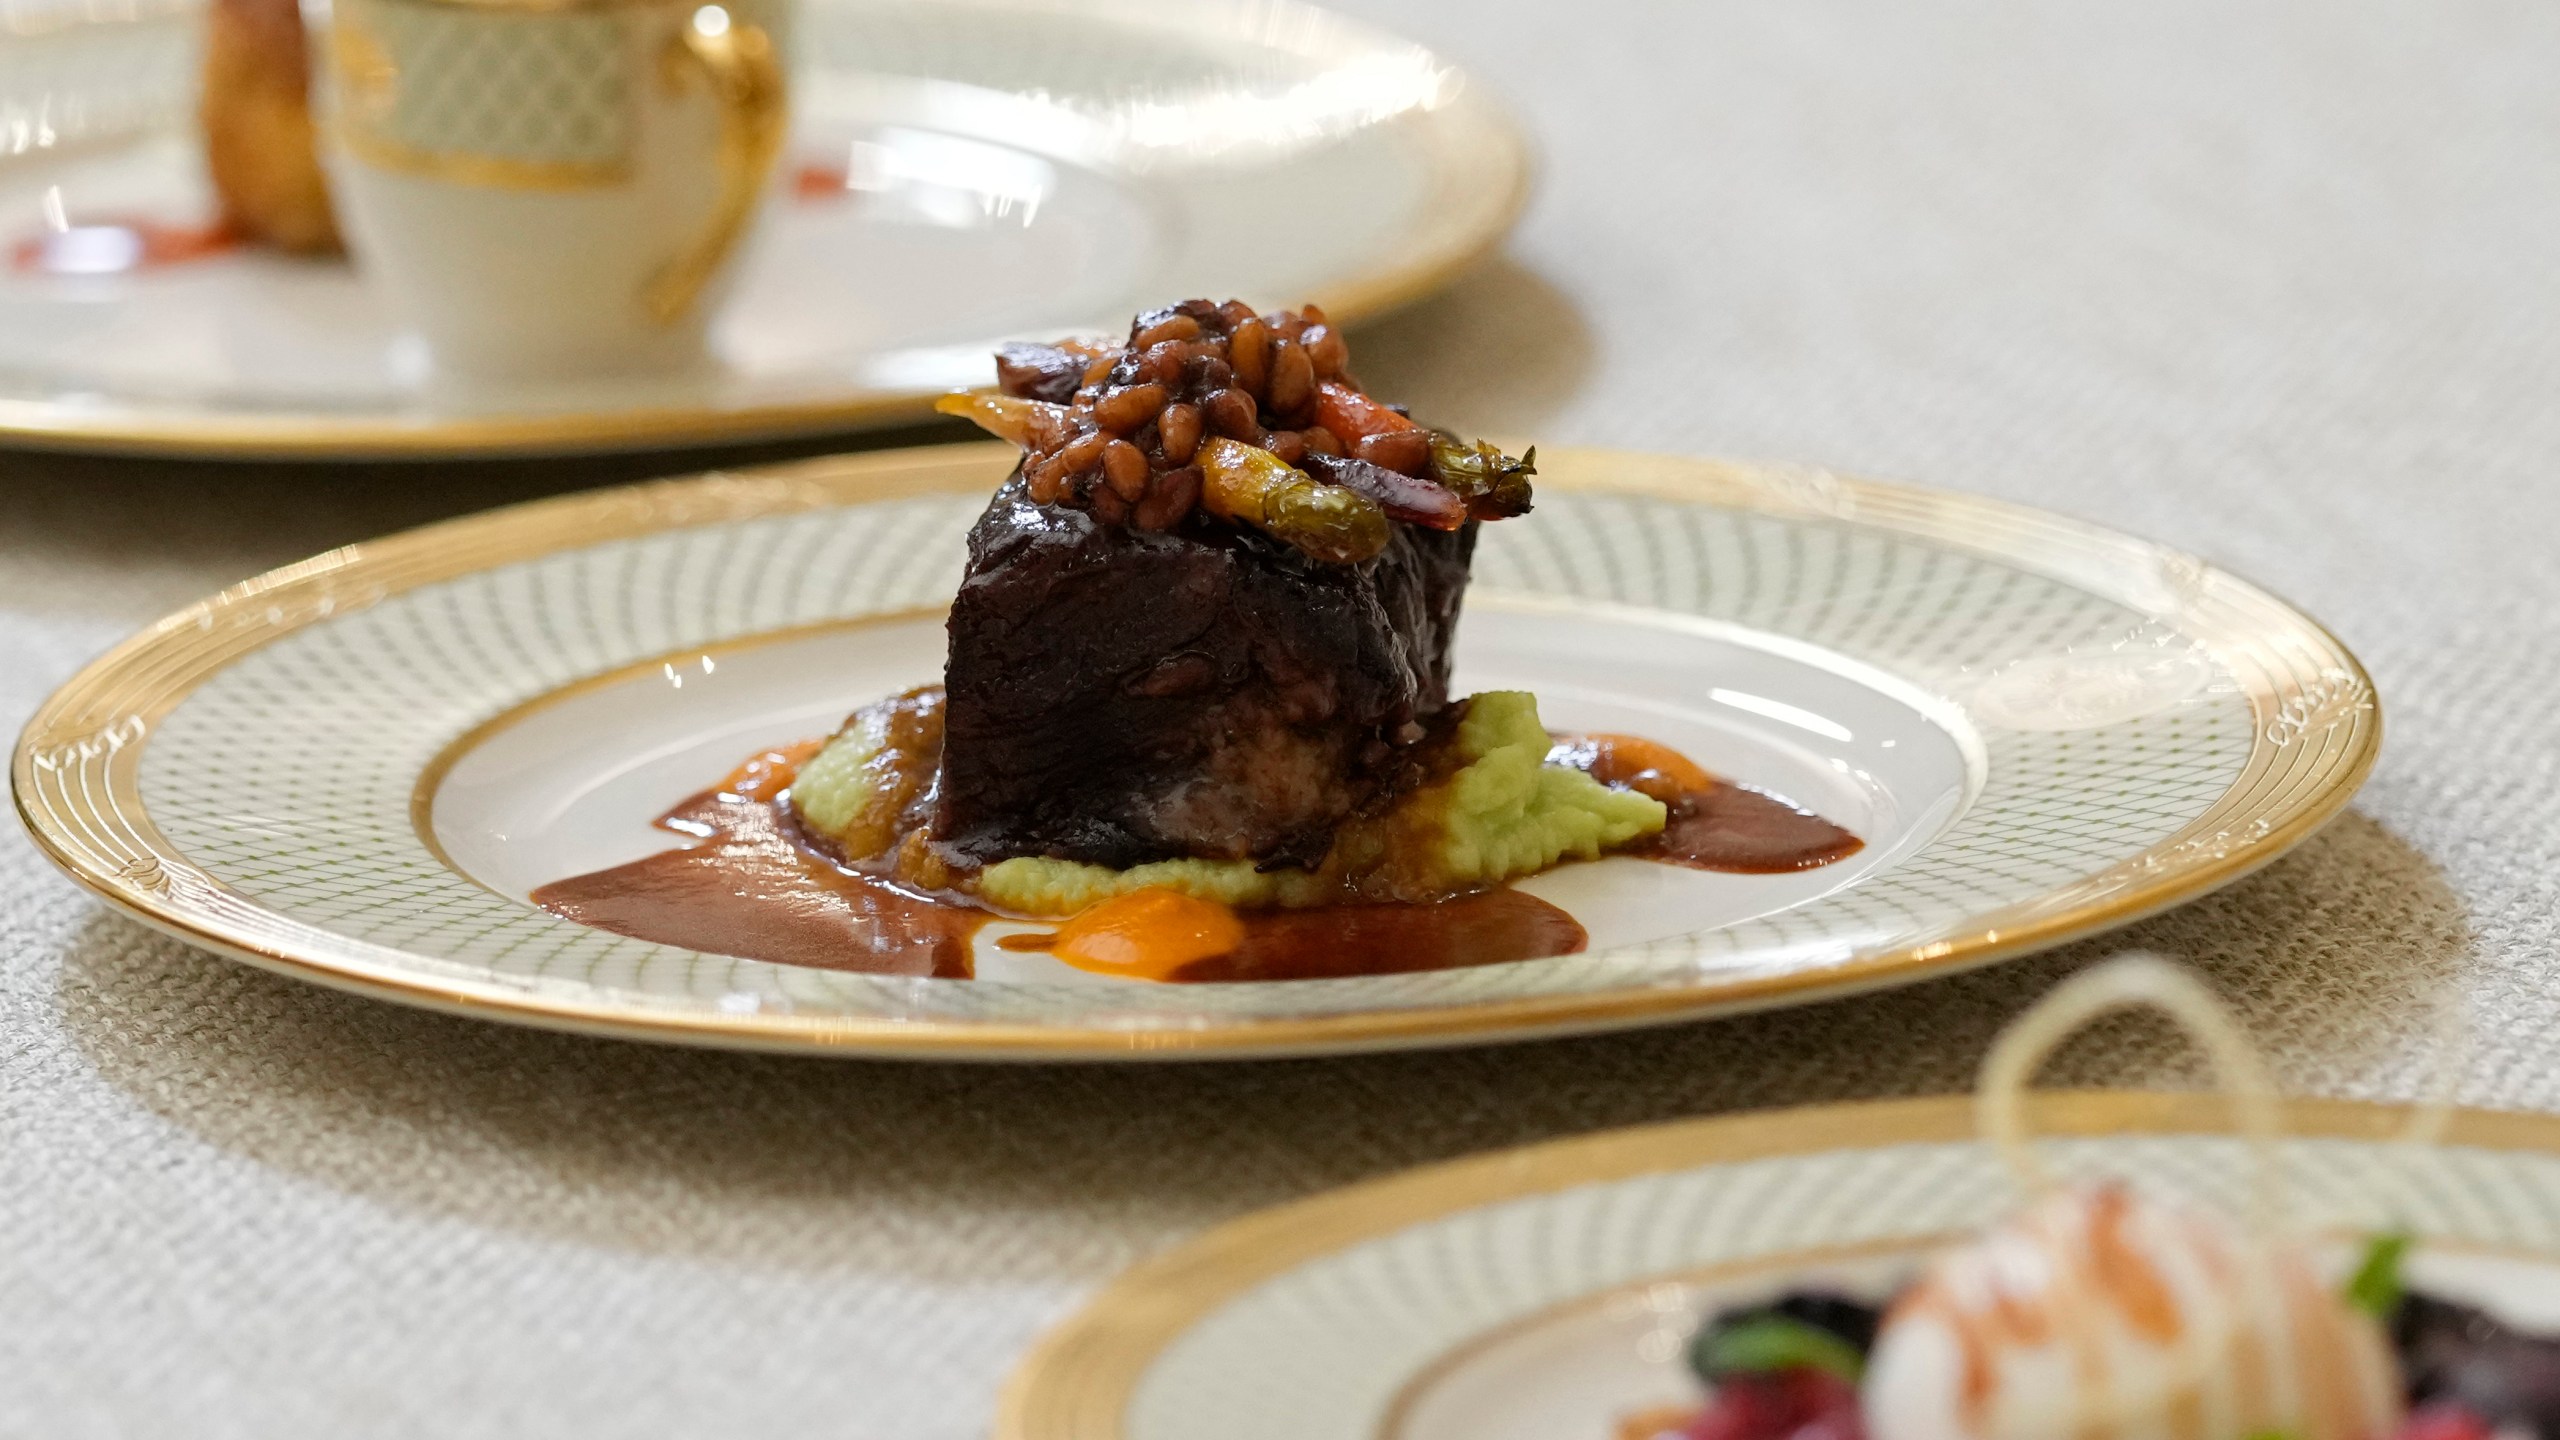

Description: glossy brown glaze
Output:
[1549,732,1865,874]
[531,757,982,979]
[533,723,1854,982]
[534,773,1586,984]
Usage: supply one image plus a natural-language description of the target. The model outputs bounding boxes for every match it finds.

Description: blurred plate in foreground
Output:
[1003,1095,2560,1439]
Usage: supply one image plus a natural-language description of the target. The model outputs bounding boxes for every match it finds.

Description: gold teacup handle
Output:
[643,4,785,327]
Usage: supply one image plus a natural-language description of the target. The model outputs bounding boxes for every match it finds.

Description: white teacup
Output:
[312,0,789,381]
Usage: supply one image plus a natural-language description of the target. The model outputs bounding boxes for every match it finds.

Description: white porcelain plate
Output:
[12,444,2377,1057]
[1000,1095,2560,1440]
[0,0,1524,456]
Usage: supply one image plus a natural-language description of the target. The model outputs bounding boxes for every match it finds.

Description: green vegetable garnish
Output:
[1197,436,1389,564]
[2344,1230,2413,1317]
[1425,433,1536,520]
[1687,1314,1867,1385]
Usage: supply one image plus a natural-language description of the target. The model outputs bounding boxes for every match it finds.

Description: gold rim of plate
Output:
[994,1092,2560,1439]
[0,84,1528,459]
[10,443,2380,1057]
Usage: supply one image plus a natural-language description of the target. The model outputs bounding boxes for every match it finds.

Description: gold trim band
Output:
[641,5,787,322]
[337,124,632,192]
[354,0,690,15]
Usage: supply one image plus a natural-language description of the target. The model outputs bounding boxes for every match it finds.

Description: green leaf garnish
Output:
[1688,1315,1867,1384]
[2344,1230,2413,1317]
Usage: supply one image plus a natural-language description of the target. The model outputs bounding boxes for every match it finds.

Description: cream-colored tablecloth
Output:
[5,1,2554,1433]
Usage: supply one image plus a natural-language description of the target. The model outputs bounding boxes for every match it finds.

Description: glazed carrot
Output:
[1312,380,1417,445]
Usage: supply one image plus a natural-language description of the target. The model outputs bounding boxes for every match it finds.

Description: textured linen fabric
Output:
[5,0,2558,1434]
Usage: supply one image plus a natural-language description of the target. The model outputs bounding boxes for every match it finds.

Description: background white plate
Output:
[0,0,1527,455]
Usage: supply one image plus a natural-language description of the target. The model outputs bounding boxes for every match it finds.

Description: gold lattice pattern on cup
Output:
[334,0,633,190]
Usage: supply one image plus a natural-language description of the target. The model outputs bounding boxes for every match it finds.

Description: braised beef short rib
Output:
[932,471,1478,871]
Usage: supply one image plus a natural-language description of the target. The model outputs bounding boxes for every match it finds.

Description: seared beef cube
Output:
[933,472,1476,871]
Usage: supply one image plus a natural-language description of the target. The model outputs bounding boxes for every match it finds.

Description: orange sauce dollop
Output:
[1549,732,1866,874]
[999,888,1247,981]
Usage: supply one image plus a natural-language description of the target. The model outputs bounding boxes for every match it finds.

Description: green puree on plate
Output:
[791,690,1666,916]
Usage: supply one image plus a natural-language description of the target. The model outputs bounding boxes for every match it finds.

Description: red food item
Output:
[1683,1370,1866,1440]
[2398,1402,2496,1440]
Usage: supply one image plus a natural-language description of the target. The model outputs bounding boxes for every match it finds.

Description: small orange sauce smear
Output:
[719,739,825,803]
[792,163,852,202]
[998,887,1246,980]
[11,217,240,276]
[1557,732,1718,802]
[1549,731,1865,874]
[1614,1405,1704,1440]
